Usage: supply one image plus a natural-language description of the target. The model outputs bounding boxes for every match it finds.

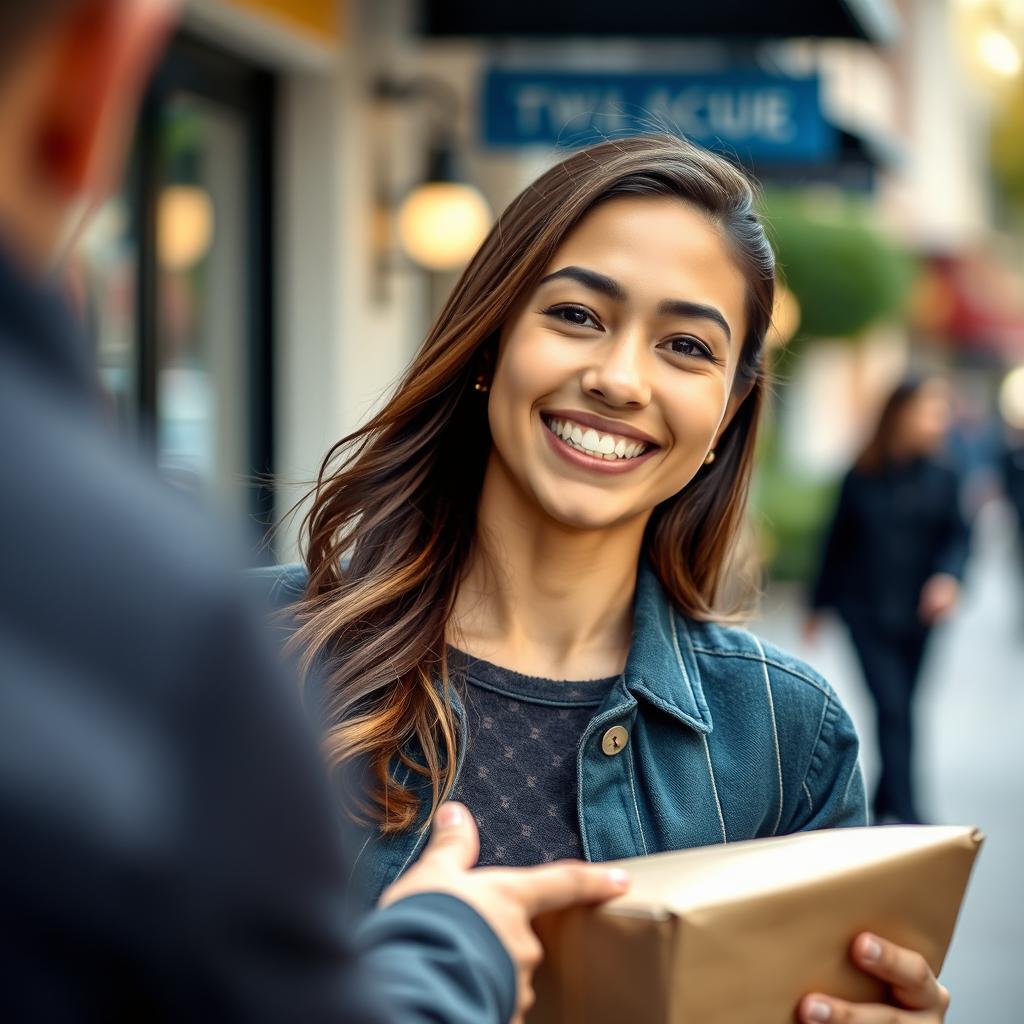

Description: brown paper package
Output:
[529,825,983,1024]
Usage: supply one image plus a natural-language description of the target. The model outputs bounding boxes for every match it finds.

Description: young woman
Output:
[267,135,952,1022]
[808,376,970,826]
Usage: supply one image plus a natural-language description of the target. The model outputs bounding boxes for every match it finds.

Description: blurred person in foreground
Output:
[806,376,970,825]
[0,1,628,1021]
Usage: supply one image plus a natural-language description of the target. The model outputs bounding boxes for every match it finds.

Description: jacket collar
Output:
[263,559,715,734]
[623,561,713,734]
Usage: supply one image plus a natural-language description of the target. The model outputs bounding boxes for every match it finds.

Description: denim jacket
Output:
[252,561,867,912]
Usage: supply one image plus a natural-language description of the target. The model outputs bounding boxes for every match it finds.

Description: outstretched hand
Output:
[380,802,630,1023]
[797,932,950,1023]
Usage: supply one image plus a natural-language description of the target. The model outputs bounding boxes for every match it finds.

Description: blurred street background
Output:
[75,1,1024,1018]
[757,500,1024,1021]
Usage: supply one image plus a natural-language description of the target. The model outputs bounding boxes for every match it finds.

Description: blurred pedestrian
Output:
[0,2,626,1020]
[806,376,970,825]
[1000,423,1024,574]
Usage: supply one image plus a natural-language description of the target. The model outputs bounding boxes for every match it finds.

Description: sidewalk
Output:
[752,501,1024,1023]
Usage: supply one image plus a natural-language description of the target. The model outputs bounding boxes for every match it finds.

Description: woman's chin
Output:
[536,493,646,534]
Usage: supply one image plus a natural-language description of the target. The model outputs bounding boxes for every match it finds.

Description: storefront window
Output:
[79,34,274,547]
[82,177,139,435]
[156,94,250,519]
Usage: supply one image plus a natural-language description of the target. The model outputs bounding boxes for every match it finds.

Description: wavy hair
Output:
[288,134,776,832]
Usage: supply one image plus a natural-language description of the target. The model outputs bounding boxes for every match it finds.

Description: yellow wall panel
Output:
[224,0,342,44]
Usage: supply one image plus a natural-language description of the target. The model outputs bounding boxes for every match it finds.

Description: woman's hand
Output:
[797,932,950,1022]
[918,573,960,625]
[802,613,825,647]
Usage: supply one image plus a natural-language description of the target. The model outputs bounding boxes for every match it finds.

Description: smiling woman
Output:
[485,197,747,539]
[273,134,950,1024]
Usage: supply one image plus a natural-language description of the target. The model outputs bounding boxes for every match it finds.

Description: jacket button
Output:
[601,725,629,756]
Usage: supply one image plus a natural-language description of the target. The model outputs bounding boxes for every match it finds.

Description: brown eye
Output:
[664,336,715,361]
[544,304,601,330]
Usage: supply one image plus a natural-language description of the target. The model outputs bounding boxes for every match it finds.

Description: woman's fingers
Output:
[797,993,905,1022]
[850,932,948,1011]
[795,932,950,1023]
[797,990,949,1023]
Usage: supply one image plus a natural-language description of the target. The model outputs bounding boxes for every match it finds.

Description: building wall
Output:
[185,0,429,558]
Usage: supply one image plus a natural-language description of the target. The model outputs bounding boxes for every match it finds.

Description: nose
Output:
[581,332,652,409]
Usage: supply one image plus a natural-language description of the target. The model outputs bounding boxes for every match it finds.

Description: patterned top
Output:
[449,649,619,867]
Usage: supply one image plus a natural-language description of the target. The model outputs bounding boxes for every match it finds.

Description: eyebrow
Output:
[538,265,733,343]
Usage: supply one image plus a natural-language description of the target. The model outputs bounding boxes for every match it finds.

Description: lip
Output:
[540,416,661,475]
[540,408,660,448]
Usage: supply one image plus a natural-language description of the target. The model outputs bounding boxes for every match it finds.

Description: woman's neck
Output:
[450,458,649,680]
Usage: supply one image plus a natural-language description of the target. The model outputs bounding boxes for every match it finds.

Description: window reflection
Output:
[81,185,138,433]
[156,94,249,521]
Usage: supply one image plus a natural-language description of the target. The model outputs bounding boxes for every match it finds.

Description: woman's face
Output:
[486,195,750,532]
[896,379,952,456]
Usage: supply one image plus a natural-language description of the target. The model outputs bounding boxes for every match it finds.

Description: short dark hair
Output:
[0,1,80,73]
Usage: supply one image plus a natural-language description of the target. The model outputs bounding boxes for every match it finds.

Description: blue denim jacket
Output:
[252,561,867,912]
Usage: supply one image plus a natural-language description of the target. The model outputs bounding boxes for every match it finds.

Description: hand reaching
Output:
[380,802,630,1023]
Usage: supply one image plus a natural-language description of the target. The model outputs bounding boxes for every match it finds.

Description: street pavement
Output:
[754,500,1024,1023]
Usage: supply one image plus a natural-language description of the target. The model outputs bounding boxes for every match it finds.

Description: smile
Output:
[541,415,653,461]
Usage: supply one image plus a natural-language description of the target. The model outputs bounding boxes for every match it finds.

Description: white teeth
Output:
[545,416,649,461]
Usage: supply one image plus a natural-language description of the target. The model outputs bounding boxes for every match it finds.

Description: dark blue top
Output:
[450,649,618,865]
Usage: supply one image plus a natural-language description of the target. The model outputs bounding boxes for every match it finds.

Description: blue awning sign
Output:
[482,70,836,163]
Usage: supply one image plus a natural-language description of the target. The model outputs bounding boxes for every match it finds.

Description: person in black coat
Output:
[0,3,625,1021]
[1000,424,1024,575]
[806,376,970,825]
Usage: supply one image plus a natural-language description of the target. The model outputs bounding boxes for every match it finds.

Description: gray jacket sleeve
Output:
[179,580,515,1023]
[357,895,515,1024]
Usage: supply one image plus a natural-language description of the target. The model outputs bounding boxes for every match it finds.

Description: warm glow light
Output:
[766,283,801,348]
[977,27,1023,77]
[158,185,215,271]
[397,182,492,271]
[999,365,1024,428]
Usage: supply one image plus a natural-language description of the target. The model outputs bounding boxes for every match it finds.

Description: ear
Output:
[32,0,176,201]
[711,374,756,450]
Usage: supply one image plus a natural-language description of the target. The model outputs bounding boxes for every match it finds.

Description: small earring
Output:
[473,373,490,393]
[703,449,716,465]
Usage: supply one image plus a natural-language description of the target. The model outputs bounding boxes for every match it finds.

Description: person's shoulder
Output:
[684,617,836,703]
[0,366,260,668]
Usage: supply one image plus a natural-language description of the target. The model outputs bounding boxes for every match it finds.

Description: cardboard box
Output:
[530,825,983,1024]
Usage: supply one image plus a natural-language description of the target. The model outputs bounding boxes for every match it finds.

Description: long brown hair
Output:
[855,375,934,473]
[289,135,776,832]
